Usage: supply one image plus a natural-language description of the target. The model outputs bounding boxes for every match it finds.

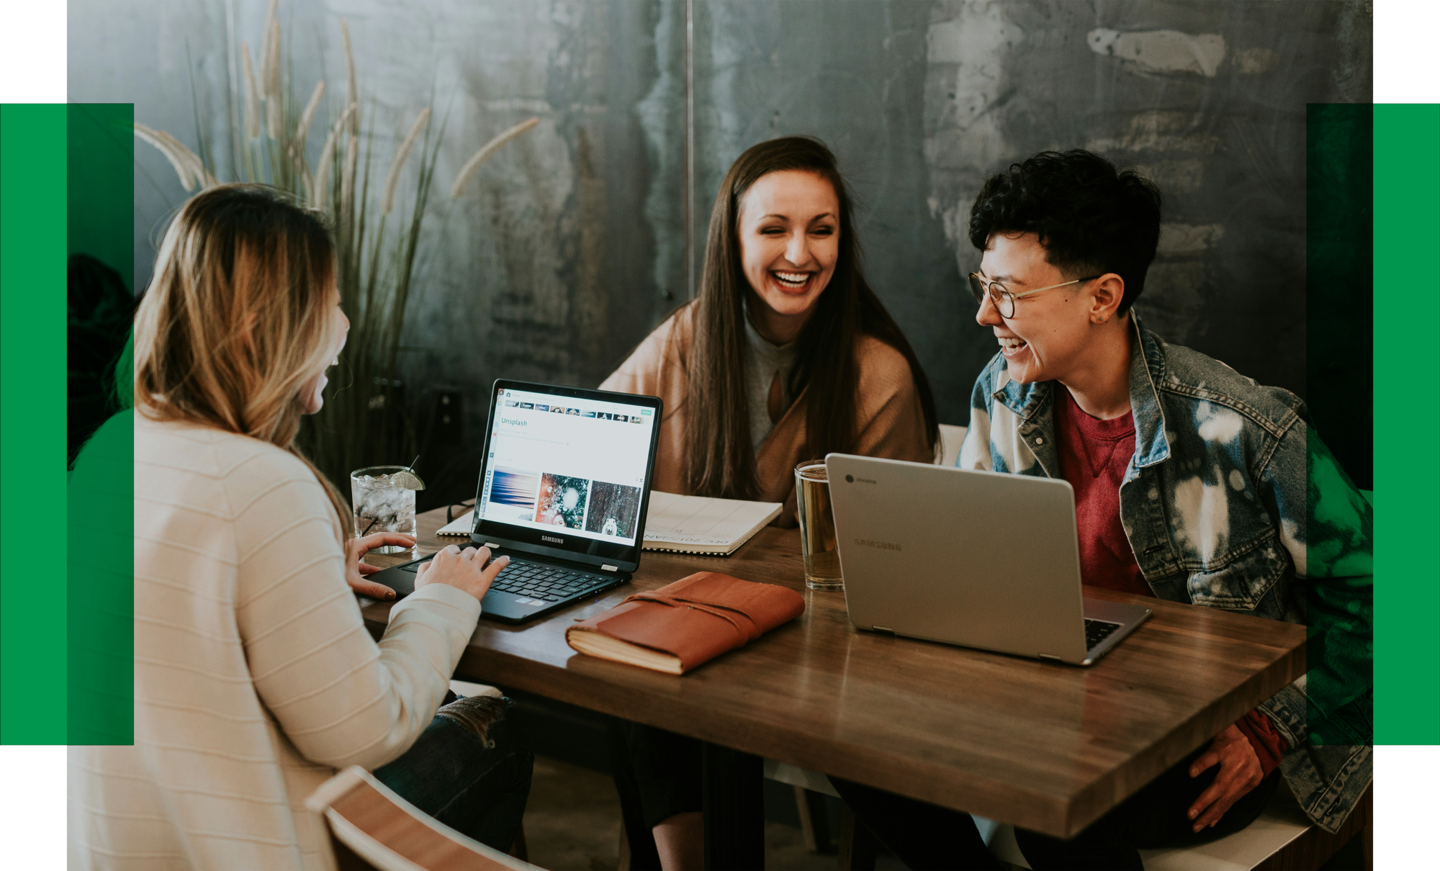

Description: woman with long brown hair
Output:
[68,185,530,870]
[601,137,939,869]
[603,135,938,524]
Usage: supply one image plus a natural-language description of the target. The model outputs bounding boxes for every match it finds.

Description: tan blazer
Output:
[600,303,936,526]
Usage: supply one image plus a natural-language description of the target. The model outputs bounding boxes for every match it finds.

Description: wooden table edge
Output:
[360,507,1309,837]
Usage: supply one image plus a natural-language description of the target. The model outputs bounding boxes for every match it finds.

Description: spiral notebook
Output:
[438,491,782,556]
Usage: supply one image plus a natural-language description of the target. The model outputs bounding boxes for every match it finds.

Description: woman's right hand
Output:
[413,545,510,602]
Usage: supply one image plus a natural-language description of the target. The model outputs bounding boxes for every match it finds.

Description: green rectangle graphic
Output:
[65,103,137,745]
[1302,104,1375,753]
[1373,104,1440,745]
[0,104,71,743]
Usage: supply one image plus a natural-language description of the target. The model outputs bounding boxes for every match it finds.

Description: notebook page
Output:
[643,492,781,548]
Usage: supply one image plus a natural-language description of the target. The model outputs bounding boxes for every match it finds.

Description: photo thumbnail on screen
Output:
[585,481,642,538]
[484,468,539,524]
[535,473,589,529]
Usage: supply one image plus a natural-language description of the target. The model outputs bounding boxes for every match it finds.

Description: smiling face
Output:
[975,232,1100,385]
[736,170,840,334]
[298,286,349,414]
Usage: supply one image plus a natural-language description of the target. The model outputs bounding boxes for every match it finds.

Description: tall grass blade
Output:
[258,0,279,97]
[295,79,325,150]
[381,108,430,215]
[133,122,196,191]
[241,41,260,140]
[340,19,358,136]
[450,117,539,198]
[264,20,283,140]
[341,134,358,228]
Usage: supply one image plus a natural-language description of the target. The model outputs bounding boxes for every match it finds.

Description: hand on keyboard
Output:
[415,545,510,602]
[488,562,607,603]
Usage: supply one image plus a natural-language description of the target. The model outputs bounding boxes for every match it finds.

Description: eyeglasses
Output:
[968,272,1101,319]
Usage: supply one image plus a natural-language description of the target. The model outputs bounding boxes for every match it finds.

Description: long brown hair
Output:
[685,137,939,499]
[133,184,351,540]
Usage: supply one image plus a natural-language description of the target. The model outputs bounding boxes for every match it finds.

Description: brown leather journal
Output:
[565,572,806,674]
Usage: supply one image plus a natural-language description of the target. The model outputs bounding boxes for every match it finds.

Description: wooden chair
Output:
[306,765,541,871]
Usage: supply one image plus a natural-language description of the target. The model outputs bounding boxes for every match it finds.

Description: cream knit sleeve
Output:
[228,449,482,771]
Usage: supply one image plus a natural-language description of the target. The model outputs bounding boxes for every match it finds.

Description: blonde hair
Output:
[134,184,351,540]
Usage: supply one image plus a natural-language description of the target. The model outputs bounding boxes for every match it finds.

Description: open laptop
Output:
[824,454,1151,666]
[368,380,663,624]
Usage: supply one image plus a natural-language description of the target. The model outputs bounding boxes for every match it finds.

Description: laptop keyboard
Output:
[1084,619,1121,651]
[401,556,610,603]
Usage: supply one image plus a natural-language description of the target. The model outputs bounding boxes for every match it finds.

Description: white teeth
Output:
[773,271,809,286]
[999,337,1026,350]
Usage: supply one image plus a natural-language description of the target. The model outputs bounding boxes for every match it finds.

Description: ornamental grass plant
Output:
[133,0,537,492]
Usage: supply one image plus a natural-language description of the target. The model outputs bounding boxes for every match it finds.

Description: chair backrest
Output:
[938,424,967,468]
[306,766,540,871]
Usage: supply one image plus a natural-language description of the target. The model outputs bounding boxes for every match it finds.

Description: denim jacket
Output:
[958,314,1373,833]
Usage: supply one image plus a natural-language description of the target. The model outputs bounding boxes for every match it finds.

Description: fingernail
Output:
[1188,809,1197,819]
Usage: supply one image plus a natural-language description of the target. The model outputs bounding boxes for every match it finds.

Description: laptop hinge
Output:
[601,564,619,572]
[872,626,895,635]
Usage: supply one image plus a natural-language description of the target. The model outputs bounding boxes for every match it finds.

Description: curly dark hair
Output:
[968,150,1162,313]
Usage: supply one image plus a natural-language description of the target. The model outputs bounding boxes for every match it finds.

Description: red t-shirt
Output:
[1052,386,1285,774]
[1052,387,1149,597]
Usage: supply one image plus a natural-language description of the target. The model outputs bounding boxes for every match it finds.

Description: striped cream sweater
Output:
[68,414,483,870]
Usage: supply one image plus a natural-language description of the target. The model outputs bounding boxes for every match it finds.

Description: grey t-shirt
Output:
[743,318,800,454]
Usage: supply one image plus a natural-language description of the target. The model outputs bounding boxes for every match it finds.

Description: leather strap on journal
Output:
[621,591,763,644]
[566,571,805,672]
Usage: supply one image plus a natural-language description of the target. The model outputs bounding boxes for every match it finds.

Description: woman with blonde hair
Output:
[68,185,530,870]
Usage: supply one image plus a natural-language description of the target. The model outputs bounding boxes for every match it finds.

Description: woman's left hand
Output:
[345,533,416,600]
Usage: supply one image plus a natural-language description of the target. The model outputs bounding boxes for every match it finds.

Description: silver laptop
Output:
[825,454,1151,666]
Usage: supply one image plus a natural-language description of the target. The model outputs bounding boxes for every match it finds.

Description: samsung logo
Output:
[854,538,901,552]
[541,535,564,544]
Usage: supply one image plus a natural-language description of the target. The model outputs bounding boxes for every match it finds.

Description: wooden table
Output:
[362,507,1306,859]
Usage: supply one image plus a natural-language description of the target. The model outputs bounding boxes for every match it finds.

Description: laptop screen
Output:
[473,382,661,564]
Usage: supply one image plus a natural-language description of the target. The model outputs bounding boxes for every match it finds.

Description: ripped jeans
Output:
[372,692,533,850]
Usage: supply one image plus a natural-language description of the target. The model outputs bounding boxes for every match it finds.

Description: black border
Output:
[470,379,663,572]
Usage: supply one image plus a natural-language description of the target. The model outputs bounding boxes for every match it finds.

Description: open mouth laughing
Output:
[771,270,815,291]
[998,335,1029,357]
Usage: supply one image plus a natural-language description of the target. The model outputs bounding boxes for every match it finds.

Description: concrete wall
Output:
[70,0,1371,438]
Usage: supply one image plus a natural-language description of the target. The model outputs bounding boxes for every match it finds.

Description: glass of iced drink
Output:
[794,460,843,591]
[350,465,419,553]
